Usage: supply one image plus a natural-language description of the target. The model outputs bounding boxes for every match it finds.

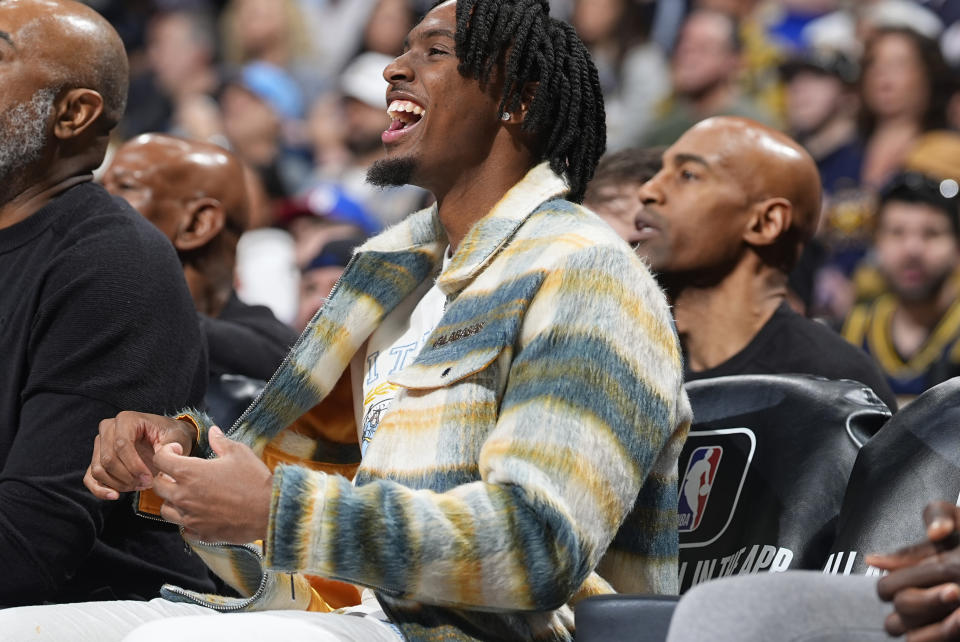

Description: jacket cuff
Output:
[264,464,329,572]
[172,407,216,457]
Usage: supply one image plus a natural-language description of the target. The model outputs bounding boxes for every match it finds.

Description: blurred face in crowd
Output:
[862,32,930,122]
[572,0,624,45]
[586,181,648,250]
[295,266,345,330]
[671,11,739,98]
[344,97,390,156]
[234,0,289,58]
[876,201,959,302]
[220,84,281,166]
[147,12,211,93]
[103,144,180,240]
[370,1,509,194]
[637,123,751,272]
[364,0,414,57]
[786,70,848,137]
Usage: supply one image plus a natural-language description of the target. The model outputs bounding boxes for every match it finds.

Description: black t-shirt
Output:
[201,292,297,381]
[685,303,898,411]
[0,182,214,604]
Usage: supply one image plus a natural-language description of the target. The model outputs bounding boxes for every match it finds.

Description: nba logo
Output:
[678,446,722,533]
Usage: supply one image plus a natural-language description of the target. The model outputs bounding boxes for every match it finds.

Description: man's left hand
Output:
[152,426,273,544]
[868,502,960,640]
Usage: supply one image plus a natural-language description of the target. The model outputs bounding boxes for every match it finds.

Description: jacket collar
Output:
[358,162,569,296]
[439,162,568,295]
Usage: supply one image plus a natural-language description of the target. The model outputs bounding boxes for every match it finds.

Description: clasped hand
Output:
[84,411,272,543]
[869,502,960,641]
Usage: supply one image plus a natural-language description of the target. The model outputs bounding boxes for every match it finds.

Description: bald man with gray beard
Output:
[0,0,214,604]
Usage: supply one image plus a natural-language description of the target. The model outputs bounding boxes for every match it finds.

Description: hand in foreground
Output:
[152,426,273,544]
[867,501,960,641]
[84,411,198,500]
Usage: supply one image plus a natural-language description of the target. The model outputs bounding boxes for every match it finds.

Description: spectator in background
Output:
[0,0,214,604]
[294,237,363,331]
[122,8,221,140]
[781,49,862,197]
[842,171,960,405]
[641,9,774,147]
[571,0,668,149]
[103,134,297,426]
[294,0,380,89]
[859,26,952,188]
[219,63,309,198]
[361,0,416,57]
[638,116,897,409]
[583,146,663,251]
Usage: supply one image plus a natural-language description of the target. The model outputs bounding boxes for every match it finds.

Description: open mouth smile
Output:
[382,99,426,145]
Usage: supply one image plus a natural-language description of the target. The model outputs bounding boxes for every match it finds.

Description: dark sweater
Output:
[685,302,899,411]
[0,181,214,605]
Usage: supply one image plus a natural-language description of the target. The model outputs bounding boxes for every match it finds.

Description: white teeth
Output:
[387,100,426,120]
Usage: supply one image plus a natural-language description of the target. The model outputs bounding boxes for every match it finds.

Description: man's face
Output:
[102,144,182,242]
[370,1,504,191]
[636,125,750,274]
[786,70,845,137]
[876,201,959,303]
[586,182,650,249]
[0,7,56,186]
[671,12,738,97]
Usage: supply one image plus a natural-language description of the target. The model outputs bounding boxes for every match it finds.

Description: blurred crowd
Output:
[90,0,960,382]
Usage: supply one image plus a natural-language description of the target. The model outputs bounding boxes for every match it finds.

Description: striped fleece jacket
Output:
[164,163,691,641]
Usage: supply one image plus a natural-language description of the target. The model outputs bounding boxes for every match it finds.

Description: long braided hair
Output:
[434,0,606,203]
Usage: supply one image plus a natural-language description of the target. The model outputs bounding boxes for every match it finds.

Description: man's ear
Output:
[53,88,105,140]
[743,198,793,247]
[502,81,539,125]
[173,198,226,252]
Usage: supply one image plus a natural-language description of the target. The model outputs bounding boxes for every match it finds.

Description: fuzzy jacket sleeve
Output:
[263,244,687,611]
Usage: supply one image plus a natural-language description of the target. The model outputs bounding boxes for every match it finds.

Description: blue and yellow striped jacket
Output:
[168,164,691,641]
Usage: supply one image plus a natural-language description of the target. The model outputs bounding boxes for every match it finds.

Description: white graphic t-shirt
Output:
[349,249,451,457]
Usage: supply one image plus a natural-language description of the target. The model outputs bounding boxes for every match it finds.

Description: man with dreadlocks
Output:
[4,1,689,640]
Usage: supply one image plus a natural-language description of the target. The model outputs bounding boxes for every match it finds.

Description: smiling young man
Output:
[4,1,690,641]
[637,116,897,410]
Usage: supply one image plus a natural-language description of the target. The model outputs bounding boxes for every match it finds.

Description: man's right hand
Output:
[84,411,197,500]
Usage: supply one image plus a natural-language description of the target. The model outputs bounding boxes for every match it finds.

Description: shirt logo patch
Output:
[432,322,484,348]
[678,446,723,533]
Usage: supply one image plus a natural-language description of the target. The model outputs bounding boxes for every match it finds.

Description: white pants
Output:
[0,597,403,642]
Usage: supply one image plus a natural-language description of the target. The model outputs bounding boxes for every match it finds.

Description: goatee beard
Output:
[367,157,417,188]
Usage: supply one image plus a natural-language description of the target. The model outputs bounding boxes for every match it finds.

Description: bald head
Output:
[687,116,821,242]
[104,134,249,247]
[637,116,822,278]
[0,0,128,128]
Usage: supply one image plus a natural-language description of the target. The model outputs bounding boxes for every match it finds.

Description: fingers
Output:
[159,500,187,528]
[905,608,960,642]
[870,540,943,573]
[886,584,960,635]
[94,415,150,491]
[207,426,232,457]
[83,453,120,501]
[880,559,960,602]
[925,503,960,544]
[86,433,135,497]
[153,442,189,477]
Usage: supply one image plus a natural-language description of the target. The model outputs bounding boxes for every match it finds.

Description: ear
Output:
[501,81,539,125]
[173,198,227,252]
[53,89,105,140]
[743,198,792,247]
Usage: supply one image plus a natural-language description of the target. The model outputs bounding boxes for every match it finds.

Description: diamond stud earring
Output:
[501,112,512,121]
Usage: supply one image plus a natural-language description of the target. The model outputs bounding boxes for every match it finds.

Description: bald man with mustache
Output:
[0,0,213,604]
[637,116,896,409]
[103,135,296,427]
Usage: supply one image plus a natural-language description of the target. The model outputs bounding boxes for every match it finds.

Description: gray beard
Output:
[0,88,56,186]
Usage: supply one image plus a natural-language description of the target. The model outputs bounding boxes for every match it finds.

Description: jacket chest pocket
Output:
[388,327,509,390]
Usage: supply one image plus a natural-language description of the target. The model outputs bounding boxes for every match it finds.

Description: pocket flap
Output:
[389,328,507,390]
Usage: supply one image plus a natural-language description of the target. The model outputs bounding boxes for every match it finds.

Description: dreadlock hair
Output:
[433,0,606,203]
